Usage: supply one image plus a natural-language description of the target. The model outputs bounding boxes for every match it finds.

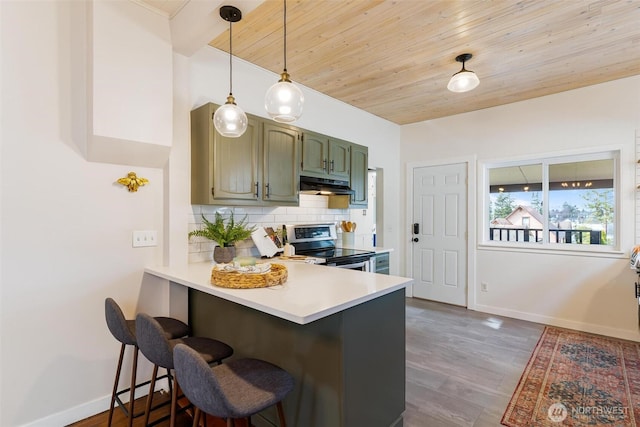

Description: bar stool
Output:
[104,297,191,427]
[135,313,234,427]
[173,343,294,427]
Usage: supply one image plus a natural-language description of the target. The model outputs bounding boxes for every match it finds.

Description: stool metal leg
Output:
[127,346,139,427]
[191,407,200,427]
[143,364,159,427]
[276,402,287,427]
[170,372,178,427]
[108,343,126,426]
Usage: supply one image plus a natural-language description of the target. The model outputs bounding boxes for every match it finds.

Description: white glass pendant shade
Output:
[447,70,480,93]
[213,96,248,137]
[265,72,304,123]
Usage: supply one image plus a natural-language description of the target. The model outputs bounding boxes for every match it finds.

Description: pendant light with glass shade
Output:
[447,53,480,93]
[264,0,304,123]
[213,6,248,138]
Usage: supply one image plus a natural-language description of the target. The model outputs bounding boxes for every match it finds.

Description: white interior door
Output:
[412,163,467,306]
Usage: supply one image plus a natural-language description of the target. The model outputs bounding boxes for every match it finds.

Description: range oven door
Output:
[326,260,370,272]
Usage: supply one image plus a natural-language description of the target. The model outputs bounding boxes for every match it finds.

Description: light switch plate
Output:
[132,230,158,247]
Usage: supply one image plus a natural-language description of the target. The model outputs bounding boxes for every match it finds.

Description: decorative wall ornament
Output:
[117,172,149,192]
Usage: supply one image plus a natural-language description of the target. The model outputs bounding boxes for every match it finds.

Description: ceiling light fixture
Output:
[447,53,480,93]
[264,0,304,123]
[213,5,248,138]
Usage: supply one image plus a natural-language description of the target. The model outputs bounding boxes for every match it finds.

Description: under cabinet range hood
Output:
[299,176,354,195]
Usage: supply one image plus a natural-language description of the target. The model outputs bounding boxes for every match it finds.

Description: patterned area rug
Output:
[502,326,640,426]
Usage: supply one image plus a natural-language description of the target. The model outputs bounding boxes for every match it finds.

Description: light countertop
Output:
[333,244,394,254]
[145,261,411,325]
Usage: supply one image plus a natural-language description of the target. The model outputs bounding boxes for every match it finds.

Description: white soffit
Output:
[169,0,265,57]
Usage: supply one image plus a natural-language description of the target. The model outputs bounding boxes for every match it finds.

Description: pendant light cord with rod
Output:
[282,0,288,79]
[228,10,234,99]
[213,6,248,137]
[264,0,304,123]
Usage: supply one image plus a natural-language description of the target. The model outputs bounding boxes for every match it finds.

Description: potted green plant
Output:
[188,212,256,263]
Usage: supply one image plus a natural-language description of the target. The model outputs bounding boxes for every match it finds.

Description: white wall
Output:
[401,76,640,340]
[1,1,168,425]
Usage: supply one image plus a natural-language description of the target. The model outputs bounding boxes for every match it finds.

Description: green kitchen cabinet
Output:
[301,131,350,181]
[328,142,369,209]
[191,103,299,206]
[349,143,368,207]
[191,103,260,204]
[328,138,351,180]
[262,122,300,204]
[300,131,326,177]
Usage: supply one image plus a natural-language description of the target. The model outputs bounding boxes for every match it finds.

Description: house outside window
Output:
[485,151,618,251]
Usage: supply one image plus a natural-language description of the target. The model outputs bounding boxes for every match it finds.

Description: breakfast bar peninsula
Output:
[145,261,412,427]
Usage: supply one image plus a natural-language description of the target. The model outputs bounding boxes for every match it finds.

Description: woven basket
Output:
[211,263,288,289]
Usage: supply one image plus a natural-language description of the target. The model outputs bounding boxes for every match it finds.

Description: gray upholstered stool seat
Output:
[173,343,294,427]
[135,313,234,427]
[105,298,190,427]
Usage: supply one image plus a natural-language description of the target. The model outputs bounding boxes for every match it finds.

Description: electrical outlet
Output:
[132,230,158,247]
[481,282,488,292]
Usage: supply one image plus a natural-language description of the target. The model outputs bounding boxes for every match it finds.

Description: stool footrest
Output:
[114,373,172,418]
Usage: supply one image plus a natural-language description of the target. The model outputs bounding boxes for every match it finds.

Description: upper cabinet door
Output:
[212,117,260,201]
[263,122,300,204]
[349,143,369,207]
[328,138,351,180]
[191,103,260,204]
[301,132,351,180]
[301,131,328,178]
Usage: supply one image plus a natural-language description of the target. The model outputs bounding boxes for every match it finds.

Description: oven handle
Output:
[326,260,370,272]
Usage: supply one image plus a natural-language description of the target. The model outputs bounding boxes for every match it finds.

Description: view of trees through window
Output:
[487,155,616,247]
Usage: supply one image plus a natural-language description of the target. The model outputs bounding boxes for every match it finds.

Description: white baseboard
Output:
[472,303,640,342]
[17,378,169,427]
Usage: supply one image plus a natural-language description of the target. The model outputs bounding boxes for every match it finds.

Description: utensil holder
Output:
[342,231,355,247]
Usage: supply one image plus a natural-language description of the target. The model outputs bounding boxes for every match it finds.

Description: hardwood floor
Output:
[403,298,544,427]
[71,298,543,427]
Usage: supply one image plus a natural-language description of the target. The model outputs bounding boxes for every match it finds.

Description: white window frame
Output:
[481,150,620,254]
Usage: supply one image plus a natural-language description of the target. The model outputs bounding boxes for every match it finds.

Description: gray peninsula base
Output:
[188,288,406,427]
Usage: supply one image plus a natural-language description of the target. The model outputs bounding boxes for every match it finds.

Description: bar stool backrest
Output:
[105,297,136,346]
[135,313,175,369]
[173,344,230,417]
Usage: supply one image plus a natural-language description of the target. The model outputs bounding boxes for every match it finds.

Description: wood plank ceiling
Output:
[147,0,640,125]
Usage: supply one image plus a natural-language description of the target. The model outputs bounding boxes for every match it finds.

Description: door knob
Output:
[412,238,419,242]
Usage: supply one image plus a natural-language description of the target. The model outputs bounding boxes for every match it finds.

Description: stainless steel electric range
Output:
[284,223,375,271]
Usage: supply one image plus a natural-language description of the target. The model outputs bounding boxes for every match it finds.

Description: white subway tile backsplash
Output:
[189,194,369,262]
[264,206,288,215]
[248,214,276,223]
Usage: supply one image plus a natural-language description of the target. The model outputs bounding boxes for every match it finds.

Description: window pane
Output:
[489,164,543,243]
[548,159,614,246]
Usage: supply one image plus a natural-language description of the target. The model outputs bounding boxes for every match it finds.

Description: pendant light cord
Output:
[229,19,233,96]
[283,0,287,73]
